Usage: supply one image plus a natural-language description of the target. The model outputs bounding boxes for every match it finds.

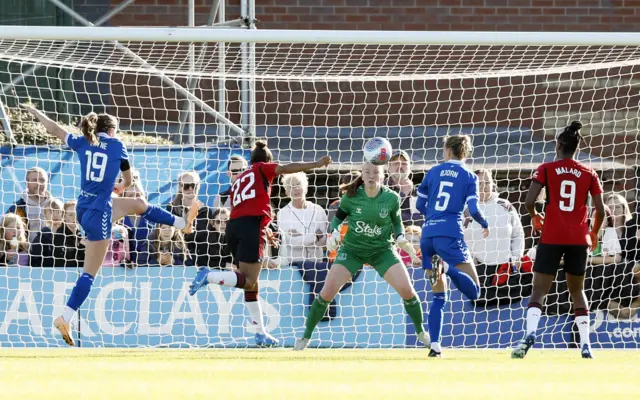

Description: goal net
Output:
[0,28,638,348]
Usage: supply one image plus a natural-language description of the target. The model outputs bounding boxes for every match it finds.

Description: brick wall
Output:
[107,0,640,32]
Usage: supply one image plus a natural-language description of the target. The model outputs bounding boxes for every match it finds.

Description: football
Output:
[363,137,393,165]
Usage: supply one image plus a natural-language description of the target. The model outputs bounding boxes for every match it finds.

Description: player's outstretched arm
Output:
[19,103,68,142]
[274,156,332,175]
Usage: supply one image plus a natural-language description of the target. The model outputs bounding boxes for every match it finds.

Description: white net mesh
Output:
[0,35,638,348]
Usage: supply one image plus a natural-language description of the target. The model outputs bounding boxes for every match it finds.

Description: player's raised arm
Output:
[275,156,332,175]
[20,103,68,142]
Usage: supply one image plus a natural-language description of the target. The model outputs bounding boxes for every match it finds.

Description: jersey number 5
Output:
[84,151,107,183]
[559,180,576,212]
[231,172,256,207]
[435,181,454,211]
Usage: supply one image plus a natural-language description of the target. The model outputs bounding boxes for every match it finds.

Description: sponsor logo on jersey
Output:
[379,208,389,218]
[355,208,362,214]
[336,252,347,261]
[354,220,383,237]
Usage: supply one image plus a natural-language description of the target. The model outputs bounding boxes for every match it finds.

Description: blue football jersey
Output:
[66,132,129,211]
[417,160,480,238]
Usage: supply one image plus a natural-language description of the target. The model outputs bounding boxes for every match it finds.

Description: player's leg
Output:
[438,238,481,301]
[54,208,111,346]
[380,258,429,346]
[512,244,560,359]
[564,245,593,358]
[295,251,358,350]
[427,266,449,357]
[112,197,200,233]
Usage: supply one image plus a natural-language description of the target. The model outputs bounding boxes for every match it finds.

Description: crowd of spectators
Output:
[2,154,639,322]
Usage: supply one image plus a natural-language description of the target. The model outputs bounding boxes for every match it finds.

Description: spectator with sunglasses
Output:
[213,155,248,209]
[167,171,215,263]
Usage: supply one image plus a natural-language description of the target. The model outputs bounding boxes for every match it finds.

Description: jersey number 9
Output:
[85,151,108,183]
[231,172,256,207]
[559,180,576,212]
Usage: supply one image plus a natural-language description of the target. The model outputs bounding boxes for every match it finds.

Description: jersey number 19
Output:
[85,151,107,183]
[231,172,256,207]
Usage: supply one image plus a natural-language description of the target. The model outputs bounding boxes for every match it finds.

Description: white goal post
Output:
[0,27,638,349]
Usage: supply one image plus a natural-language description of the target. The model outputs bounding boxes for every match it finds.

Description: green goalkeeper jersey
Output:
[330,185,404,253]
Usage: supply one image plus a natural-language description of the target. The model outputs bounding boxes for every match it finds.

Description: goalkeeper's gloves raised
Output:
[327,229,342,252]
[396,234,421,265]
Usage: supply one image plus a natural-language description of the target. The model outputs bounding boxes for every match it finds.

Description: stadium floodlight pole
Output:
[178,0,221,142]
[44,0,245,138]
[0,0,137,96]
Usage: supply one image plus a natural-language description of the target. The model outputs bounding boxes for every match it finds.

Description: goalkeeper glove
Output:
[327,229,342,252]
[396,234,421,265]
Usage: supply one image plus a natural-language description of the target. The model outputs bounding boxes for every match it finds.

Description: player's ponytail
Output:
[445,135,473,160]
[557,120,583,155]
[342,175,364,197]
[80,112,98,145]
[250,140,273,164]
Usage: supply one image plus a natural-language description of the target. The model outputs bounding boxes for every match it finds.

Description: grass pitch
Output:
[0,349,636,400]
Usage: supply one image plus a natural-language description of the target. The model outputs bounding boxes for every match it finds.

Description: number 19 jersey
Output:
[229,162,279,226]
[66,132,129,212]
[417,160,480,239]
[532,158,603,246]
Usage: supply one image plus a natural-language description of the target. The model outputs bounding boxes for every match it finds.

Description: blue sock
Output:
[447,267,480,300]
[66,272,95,311]
[141,205,176,226]
[428,292,447,345]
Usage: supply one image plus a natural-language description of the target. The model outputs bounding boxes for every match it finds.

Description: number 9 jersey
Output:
[532,158,603,246]
[229,162,279,226]
[66,132,129,212]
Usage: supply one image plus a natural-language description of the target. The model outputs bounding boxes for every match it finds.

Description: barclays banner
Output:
[0,267,638,348]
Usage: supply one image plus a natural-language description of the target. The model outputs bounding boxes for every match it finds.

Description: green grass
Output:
[0,349,636,400]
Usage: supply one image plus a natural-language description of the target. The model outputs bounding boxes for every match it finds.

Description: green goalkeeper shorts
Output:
[334,247,403,278]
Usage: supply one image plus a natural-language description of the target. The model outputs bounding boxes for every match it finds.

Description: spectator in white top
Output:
[213,155,248,208]
[464,168,527,306]
[276,172,338,318]
[7,167,54,242]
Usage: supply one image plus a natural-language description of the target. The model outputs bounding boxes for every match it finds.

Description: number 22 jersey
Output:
[229,162,279,226]
[66,132,129,212]
[532,158,603,246]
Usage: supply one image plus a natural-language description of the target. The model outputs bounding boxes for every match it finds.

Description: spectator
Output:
[54,200,85,267]
[195,207,234,269]
[275,172,339,317]
[326,171,360,263]
[30,198,65,267]
[102,224,130,268]
[386,150,422,226]
[7,167,54,241]
[120,170,155,266]
[167,171,215,260]
[0,213,29,266]
[213,155,248,208]
[399,225,422,267]
[465,168,528,307]
[149,224,190,266]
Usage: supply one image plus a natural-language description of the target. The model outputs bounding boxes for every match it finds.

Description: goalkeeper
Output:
[294,162,429,350]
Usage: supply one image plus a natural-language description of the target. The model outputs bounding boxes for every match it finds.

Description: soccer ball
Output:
[363,137,393,165]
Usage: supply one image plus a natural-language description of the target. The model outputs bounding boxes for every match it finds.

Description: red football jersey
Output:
[532,158,603,246]
[229,162,279,226]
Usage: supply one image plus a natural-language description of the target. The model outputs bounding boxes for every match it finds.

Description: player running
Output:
[293,162,427,351]
[21,104,200,347]
[416,135,490,358]
[189,140,331,347]
[512,121,604,359]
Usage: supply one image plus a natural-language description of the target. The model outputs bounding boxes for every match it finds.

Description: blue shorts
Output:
[421,236,472,270]
[77,207,112,241]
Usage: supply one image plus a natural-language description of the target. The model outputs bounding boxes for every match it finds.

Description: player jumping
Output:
[416,135,490,358]
[512,121,605,359]
[189,140,331,347]
[21,104,200,346]
[293,162,427,351]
